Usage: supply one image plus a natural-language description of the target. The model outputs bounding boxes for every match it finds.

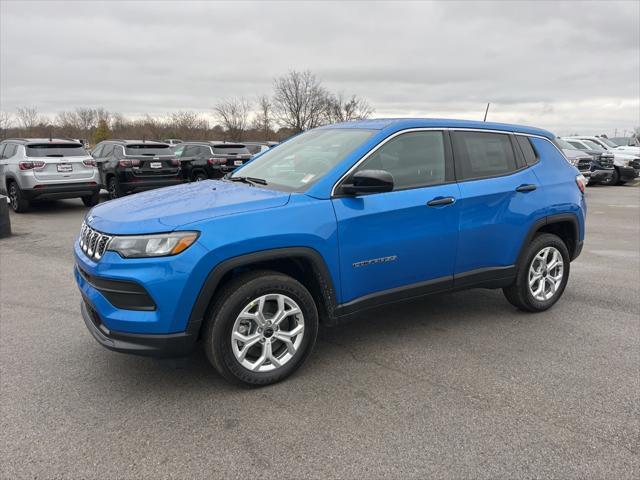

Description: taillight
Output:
[207,157,226,165]
[119,159,141,167]
[83,159,96,167]
[171,159,180,166]
[18,161,45,170]
[575,174,586,194]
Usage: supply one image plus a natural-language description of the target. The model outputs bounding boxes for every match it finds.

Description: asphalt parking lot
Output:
[1,184,639,479]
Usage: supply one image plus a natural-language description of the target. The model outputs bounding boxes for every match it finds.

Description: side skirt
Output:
[331,265,516,321]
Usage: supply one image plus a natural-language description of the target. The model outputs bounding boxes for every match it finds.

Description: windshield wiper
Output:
[227,176,268,186]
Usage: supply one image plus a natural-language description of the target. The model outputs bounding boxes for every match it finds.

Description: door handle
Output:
[515,184,537,193]
[427,196,455,207]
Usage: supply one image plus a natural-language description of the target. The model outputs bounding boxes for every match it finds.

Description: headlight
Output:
[107,231,199,258]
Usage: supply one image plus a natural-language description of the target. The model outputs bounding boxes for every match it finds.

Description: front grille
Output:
[576,157,591,172]
[599,155,614,168]
[79,222,112,261]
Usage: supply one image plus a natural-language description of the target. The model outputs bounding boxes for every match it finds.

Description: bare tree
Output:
[324,93,374,124]
[75,108,96,136]
[213,97,251,141]
[168,111,209,139]
[15,106,41,135]
[0,111,12,139]
[252,95,273,141]
[94,108,111,127]
[272,70,329,133]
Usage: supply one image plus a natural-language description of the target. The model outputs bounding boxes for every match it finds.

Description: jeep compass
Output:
[75,119,587,386]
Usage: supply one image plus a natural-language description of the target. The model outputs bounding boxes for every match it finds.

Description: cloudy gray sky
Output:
[1,0,638,136]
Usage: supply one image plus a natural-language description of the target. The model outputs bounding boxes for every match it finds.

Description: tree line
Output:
[0,70,373,145]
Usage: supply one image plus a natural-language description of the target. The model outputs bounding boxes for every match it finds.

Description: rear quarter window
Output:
[516,135,539,166]
[26,143,87,157]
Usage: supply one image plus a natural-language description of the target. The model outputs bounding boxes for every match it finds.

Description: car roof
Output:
[2,138,83,145]
[320,118,556,139]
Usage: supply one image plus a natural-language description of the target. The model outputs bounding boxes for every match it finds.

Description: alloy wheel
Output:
[8,184,18,210]
[231,293,305,372]
[528,246,564,301]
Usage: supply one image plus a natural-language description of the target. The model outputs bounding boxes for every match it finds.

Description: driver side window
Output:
[355,131,447,190]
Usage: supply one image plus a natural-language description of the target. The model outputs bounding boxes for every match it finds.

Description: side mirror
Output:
[339,169,394,195]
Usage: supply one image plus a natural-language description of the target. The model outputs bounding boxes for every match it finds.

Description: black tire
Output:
[503,233,570,312]
[204,270,319,386]
[193,172,207,182]
[107,176,122,199]
[610,167,624,185]
[7,181,29,213]
[81,191,100,207]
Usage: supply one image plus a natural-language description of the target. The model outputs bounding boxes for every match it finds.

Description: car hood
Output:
[562,148,591,160]
[87,180,291,234]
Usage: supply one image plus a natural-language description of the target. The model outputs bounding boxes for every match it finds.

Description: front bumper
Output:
[22,182,100,200]
[588,169,614,183]
[81,298,198,357]
[119,177,183,194]
[617,166,638,182]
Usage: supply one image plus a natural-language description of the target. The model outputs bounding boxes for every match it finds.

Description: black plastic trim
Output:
[517,213,581,263]
[22,183,100,200]
[453,265,516,289]
[188,247,338,328]
[77,265,156,311]
[81,298,198,358]
[334,275,453,317]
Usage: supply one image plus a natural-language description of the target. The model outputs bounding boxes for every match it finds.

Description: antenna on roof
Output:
[483,103,490,122]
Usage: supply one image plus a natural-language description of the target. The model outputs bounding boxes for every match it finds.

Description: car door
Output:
[451,130,545,278]
[332,130,460,305]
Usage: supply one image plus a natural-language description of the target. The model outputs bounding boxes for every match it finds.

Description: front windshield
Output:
[599,137,618,148]
[582,139,605,152]
[229,128,375,191]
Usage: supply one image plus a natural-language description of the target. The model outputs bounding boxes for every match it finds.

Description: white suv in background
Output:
[0,138,101,213]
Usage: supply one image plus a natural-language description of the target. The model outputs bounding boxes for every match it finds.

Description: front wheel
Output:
[204,270,319,386]
[503,233,570,312]
[193,172,207,182]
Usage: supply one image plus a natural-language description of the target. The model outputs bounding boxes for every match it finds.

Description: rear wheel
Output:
[204,270,319,386]
[81,191,100,207]
[107,177,122,199]
[7,182,29,213]
[503,233,570,312]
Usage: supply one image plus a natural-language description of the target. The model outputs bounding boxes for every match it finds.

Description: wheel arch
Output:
[518,213,582,265]
[189,247,339,337]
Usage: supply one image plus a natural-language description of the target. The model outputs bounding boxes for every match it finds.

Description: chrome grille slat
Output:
[79,222,112,261]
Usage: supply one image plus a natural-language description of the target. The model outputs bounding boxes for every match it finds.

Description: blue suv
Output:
[74,119,587,386]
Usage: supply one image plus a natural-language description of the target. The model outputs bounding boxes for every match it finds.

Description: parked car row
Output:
[0,137,278,211]
[557,135,640,185]
[0,130,637,213]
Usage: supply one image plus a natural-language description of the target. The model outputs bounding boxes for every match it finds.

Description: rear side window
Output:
[355,131,448,190]
[26,143,87,157]
[125,145,173,155]
[102,144,115,157]
[212,145,250,155]
[516,135,539,165]
[91,144,104,158]
[3,144,18,158]
[453,132,517,180]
